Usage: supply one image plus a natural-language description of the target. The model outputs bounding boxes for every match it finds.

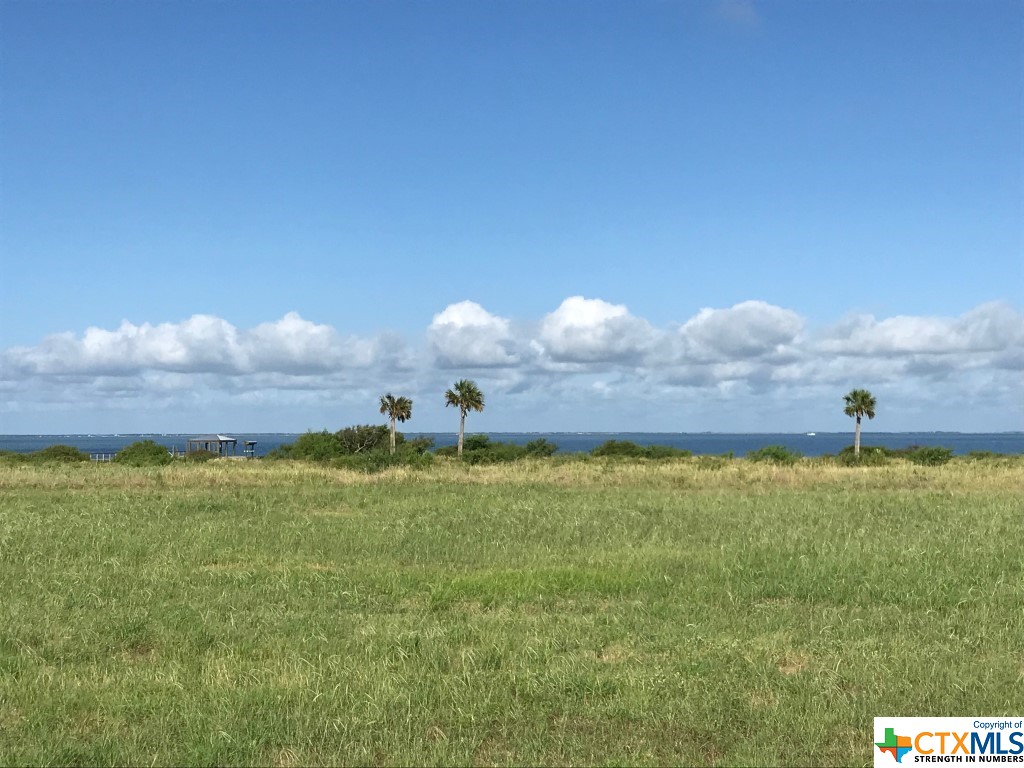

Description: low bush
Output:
[524,438,558,457]
[113,440,174,467]
[404,437,436,455]
[464,435,492,452]
[831,444,956,466]
[963,450,1008,461]
[0,446,92,464]
[643,444,693,459]
[332,448,434,474]
[266,430,343,461]
[956,450,1018,466]
[591,440,645,458]
[266,426,434,468]
[434,435,558,463]
[835,446,891,466]
[337,424,392,455]
[885,446,917,458]
[746,445,802,465]
[34,444,91,463]
[182,449,218,463]
[266,426,416,462]
[591,440,691,459]
[435,441,526,464]
[905,446,954,466]
[838,445,898,458]
[463,445,527,465]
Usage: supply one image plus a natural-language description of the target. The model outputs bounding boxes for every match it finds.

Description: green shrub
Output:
[746,445,802,465]
[332,449,434,474]
[838,445,899,458]
[643,444,692,459]
[34,445,91,463]
[434,435,546,463]
[466,444,530,465]
[437,441,526,464]
[834,444,954,466]
[182,449,218,463]
[265,431,337,461]
[404,437,435,455]
[524,438,558,457]
[957,450,1018,466]
[337,424,393,455]
[435,436,481,458]
[880,444,935,459]
[836,446,890,466]
[0,450,30,464]
[0,445,92,464]
[463,434,492,452]
[591,440,646,458]
[886,446,916,457]
[113,440,174,467]
[591,440,691,459]
[963,450,1006,461]
[905,446,954,466]
[267,425,409,462]
[397,450,434,468]
[331,453,381,473]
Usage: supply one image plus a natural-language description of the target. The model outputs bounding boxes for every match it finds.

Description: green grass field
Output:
[1,458,1021,766]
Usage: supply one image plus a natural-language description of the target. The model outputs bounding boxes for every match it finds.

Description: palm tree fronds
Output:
[444,379,484,459]
[444,379,485,414]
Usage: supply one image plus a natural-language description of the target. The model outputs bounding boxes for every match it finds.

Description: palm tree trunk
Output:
[458,410,466,458]
[854,414,862,456]
[389,416,396,455]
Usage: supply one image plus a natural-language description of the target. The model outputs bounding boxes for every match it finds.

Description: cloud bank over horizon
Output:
[2,298,1021,433]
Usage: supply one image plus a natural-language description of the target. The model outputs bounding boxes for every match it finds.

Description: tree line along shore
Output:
[4,383,1017,469]
[2,432,1016,471]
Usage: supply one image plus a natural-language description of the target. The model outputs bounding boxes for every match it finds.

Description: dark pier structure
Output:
[186,435,238,457]
[186,435,258,458]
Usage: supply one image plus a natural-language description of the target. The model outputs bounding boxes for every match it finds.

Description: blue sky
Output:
[1,0,1021,434]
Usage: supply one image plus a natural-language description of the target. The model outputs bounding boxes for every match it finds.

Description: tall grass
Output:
[0,459,1021,765]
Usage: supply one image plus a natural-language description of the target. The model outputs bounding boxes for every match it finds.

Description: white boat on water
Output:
[806,432,816,436]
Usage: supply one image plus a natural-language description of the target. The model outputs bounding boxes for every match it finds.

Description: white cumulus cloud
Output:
[1,312,389,377]
[245,312,374,373]
[427,300,519,368]
[1,298,1020,432]
[676,300,804,362]
[538,296,655,364]
[817,302,1024,364]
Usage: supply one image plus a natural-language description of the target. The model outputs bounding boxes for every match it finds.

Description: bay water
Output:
[1,432,1021,458]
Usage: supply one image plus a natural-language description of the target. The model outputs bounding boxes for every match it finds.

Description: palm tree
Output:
[378,393,413,455]
[843,389,877,457]
[444,379,485,458]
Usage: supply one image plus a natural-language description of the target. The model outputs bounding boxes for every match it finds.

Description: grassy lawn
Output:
[1,458,1021,766]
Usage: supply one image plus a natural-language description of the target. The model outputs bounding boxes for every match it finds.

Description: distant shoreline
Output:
[2,432,1022,458]
[3,430,1022,437]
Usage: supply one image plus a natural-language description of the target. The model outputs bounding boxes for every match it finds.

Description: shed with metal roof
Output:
[186,435,238,456]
